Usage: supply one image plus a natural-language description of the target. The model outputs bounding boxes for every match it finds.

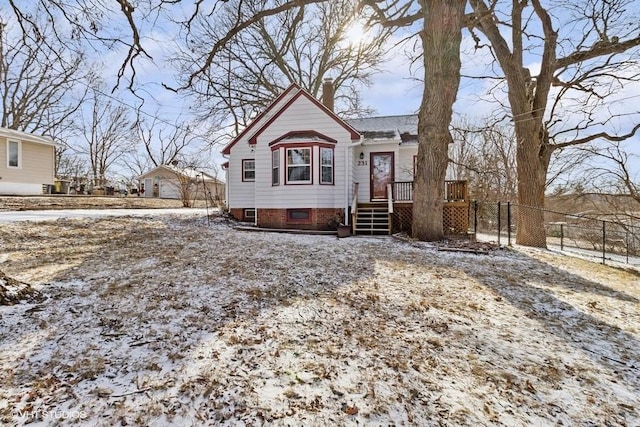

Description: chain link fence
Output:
[471,201,640,266]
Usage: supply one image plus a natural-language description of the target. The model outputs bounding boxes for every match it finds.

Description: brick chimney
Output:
[322,78,334,112]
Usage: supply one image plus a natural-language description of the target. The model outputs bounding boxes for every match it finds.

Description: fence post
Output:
[474,200,478,234]
[626,231,629,264]
[497,201,501,246]
[507,202,512,246]
[602,221,606,265]
[560,224,564,251]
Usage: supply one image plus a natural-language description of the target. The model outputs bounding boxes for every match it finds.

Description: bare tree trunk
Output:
[515,122,551,247]
[412,0,465,241]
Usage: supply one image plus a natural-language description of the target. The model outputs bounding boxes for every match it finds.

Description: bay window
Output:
[286,148,311,184]
[272,150,280,185]
[320,147,333,184]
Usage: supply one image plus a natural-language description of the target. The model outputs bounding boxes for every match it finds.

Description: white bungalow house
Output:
[222,81,469,234]
[0,127,56,195]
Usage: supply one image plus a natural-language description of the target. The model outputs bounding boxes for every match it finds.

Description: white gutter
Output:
[222,153,230,209]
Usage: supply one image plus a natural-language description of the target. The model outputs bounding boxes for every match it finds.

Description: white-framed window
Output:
[320,147,334,185]
[242,159,255,182]
[272,150,280,185]
[286,148,311,184]
[7,140,21,168]
[244,208,256,221]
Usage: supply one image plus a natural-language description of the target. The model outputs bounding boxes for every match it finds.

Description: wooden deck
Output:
[388,180,470,235]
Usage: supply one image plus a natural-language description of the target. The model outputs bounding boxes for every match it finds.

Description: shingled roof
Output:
[347,115,418,143]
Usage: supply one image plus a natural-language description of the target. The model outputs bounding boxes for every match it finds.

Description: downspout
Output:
[222,153,230,209]
[344,145,349,225]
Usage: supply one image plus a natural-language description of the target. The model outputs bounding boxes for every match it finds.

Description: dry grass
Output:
[0,195,212,211]
[0,215,639,425]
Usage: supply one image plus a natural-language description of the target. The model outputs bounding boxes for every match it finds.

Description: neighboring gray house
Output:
[139,164,225,201]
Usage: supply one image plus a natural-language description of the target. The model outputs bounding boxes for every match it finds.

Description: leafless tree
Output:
[0,15,91,178]
[55,147,90,189]
[467,0,640,247]
[3,0,466,241]
[0,14,90,135]
[172,0,391,133]
[450,120,518,202]
[133,112,201,167]
[4,0,154,92]
[74,86,134,188]
[167,0,466,240]
[577,143,640,221]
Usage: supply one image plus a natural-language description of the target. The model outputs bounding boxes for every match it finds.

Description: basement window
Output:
[287,209,311,222]
[243,209,256,221]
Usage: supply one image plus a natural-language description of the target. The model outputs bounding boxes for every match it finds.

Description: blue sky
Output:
[88,4,640,187]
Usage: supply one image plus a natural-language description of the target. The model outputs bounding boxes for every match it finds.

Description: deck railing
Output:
[391,180,468,202]
[392,181,413,201]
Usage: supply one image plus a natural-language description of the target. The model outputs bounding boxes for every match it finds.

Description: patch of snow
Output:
[0,214,638,425]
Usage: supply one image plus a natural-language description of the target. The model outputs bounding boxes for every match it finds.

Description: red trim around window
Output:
[243,208,256,221]
[319,146,334,185]
[270,142,335,151]
[285,147,313,185]
[268,130,337,146]
[286,208,312,223]
[272,150,280,186]
[242,159,255,182]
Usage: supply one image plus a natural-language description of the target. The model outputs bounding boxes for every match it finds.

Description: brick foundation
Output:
[258,208,344,230]
[229,208,245,222]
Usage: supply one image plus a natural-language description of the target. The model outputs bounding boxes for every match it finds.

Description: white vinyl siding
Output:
[0,137,55,192]
[252,95,351,209]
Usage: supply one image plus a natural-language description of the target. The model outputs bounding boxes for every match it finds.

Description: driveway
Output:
[0,208,212,222]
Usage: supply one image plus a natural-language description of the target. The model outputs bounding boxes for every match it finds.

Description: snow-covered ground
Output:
[1,214,639,426]
[0,208,211,223]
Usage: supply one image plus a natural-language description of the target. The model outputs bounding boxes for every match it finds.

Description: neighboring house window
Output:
[242,159,255,181]
[272,150,280,186]
[287,208,311,222]
[413,155,417,178]
[320,147,333,185]
[7,140,20,168]
[286,148,311,184]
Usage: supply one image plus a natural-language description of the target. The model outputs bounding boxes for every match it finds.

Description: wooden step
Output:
[354,204,390,235]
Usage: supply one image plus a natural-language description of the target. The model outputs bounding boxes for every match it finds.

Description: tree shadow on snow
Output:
[445,248,640,386]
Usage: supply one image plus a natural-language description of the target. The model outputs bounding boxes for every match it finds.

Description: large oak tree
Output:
[468,0,640,247]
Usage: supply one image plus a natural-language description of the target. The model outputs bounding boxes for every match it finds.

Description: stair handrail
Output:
[387,183,394,235]
[351,182,359,230]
